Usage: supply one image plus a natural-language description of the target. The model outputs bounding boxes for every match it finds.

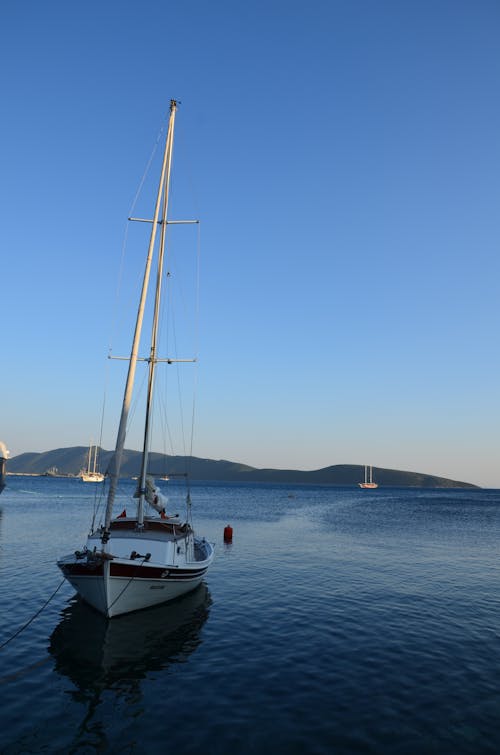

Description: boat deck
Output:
[109,517,191,536]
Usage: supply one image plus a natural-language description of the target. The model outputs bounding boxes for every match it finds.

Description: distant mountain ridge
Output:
[8,447,478,488]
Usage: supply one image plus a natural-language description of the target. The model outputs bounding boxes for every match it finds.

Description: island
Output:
[6,447,478,488]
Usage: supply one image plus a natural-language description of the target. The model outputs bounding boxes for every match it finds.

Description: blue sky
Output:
[1,0,499,487]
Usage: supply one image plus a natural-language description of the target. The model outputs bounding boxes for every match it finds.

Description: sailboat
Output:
[58,100,215,618]
[80,443,104,483]
[359,465,378,489]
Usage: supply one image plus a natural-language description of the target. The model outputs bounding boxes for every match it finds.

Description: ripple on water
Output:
[1,482,500,754]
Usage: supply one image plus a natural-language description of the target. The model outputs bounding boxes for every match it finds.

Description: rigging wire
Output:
[153,221,200,483]
[187,221,202,477]
[99,111,201,512]
[86,121,168,529]
[108,123,166,354]
[90,479,107,533]
[91,361,111,530]
[101,121,166,473]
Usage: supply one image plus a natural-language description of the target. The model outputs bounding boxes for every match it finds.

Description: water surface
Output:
[0,477,499,753]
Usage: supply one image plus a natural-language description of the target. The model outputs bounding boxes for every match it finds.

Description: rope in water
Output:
[0,578,66,651]
[0,556,149,652]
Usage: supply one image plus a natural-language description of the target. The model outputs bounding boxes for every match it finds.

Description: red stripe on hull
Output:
[60,561,207,581]
[60,562,104,577]
[110,563,208,580]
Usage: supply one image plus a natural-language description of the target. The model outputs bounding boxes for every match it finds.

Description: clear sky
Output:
[1,0,499,487]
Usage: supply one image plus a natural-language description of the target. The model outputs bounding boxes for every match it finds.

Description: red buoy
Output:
[223,524,233,542]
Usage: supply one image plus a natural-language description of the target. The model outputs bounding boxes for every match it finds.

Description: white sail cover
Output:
[144,476,168,514]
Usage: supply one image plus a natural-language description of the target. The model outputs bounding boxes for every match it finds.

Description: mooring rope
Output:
[0,556,150,653]
[0,578,67,651]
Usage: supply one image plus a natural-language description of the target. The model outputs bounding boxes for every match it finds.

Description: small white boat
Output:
[58,100,215,617]
[359,465,378,489]
[80,443,104,483]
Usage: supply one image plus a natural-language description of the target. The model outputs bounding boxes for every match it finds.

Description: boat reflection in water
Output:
[49,584,211,693]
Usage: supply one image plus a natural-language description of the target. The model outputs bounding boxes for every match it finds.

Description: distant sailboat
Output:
[359,465,378,489]
[80,443,104,483]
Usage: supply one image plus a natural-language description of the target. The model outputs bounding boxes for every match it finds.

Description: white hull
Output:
[58,518,214,618]
[359,465,378,488]
[61,560,208,618]
[81,471,105,483]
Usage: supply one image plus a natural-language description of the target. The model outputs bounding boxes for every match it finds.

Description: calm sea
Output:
[0,476,499,754]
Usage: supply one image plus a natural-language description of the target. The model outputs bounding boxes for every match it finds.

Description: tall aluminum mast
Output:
[102,100,178,543]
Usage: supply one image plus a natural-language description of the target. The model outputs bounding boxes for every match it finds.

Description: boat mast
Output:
[137,101,177,525]
[102,100,177,543]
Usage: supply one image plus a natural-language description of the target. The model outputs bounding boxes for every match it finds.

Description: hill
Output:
[7,447,478,488]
